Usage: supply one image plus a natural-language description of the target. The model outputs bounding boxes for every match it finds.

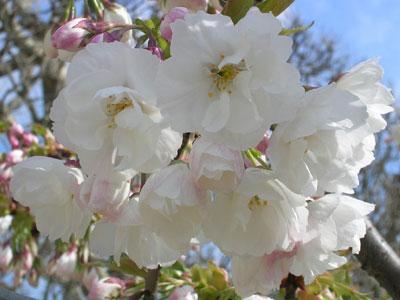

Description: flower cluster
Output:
[10,2,394,297]
[44,2,133,61]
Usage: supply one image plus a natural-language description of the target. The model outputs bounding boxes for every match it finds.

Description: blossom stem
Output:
[143,267,161,300]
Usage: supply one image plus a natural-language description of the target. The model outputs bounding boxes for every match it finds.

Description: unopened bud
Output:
[6,149,24,165]
[160,7,188,42]
[22,133,38,146]
[0,244,13,272]
[52,18,91,52]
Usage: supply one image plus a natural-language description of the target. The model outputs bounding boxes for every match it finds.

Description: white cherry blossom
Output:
[10,157,91,241]
[50,42,182,175]
[156,8,303,150]
[268,84,369,196]
[308,194,375,254]
[139,163,208,253]
[203,168,308,256]
[337,58,394,134]
[189,137,244,192]
[89,199,180,268]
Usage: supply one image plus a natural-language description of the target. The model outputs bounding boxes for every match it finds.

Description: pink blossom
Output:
[88,277,123,300]
[48,246,77,281]
[22,133,38,146]
[6,149,24,165]
[90,32,119,44]
[83,268,99,290]
[8,133,20,149]
[22,246,33,272]
[160,7,188,41]
[0,244,13,272]
[10,123,24,136]
[168,285,198,300]
[0,164,12,182]
[52,18,91,51]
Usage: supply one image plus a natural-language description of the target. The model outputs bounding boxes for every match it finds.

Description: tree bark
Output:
[143,267,160,300]
[357,218,400,299]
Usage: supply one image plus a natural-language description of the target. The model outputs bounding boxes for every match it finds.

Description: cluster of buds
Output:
[44,3,133,61]
[1,122,38,194]
[7,122,38,150]
[13,244,37,287]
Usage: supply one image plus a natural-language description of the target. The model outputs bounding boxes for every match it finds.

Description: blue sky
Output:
[285,0,400,94]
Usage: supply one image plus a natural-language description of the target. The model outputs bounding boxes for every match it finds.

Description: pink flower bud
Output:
[6,149,24,165]
[90,32,119,44]
[159,0,207,12]
[8,133,20,149]
[168,285,198,300]
[0,244,13,272]
[22,133,38,146]
[22,246,33,272]
[83,268,99,290]
[88,277,123,300]
[52,18,91,52]
[48,246,77,281]
[10,122,24,136]
[160,7,188,41]
[0,164,12,182]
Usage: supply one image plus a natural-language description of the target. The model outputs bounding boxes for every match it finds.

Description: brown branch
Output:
[357,218,400,299]
[143,267,160,300]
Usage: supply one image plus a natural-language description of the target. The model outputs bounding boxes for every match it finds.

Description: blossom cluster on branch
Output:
[7,0,395,298]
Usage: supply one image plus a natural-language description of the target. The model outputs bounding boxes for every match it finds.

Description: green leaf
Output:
[110,254,148,278]
[280,21,315,36]
[0,120,10,133]
[54,239,69,253]
[191,265,209,285]
[222,0,254,24]
[11,211,34,253]
[208,262,228,290]
[31,123,47,136]
[257,0,294,16]
[198,286,218,299]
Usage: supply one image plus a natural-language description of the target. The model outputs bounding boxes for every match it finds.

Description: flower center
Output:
[105,94,133,128]
[209,59,246,94]
[248,195,269,211]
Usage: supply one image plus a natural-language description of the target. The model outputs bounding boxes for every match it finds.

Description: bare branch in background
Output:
[357,219,400,299]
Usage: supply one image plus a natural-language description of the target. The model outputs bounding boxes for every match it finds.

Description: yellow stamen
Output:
[105,95,133,128]
[248,195,269,211]
[210,60,246,92]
